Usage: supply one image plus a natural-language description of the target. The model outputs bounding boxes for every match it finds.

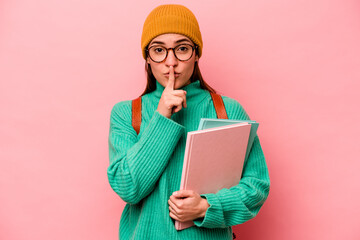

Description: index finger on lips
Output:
[183,91,187,108]
[166,66,175,90]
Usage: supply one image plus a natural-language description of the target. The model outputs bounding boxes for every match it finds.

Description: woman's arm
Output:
[107,101,184,204]
[167,135,269,227]
[193,135,270,228]
[193,97,270,228]
[167,97,270,227]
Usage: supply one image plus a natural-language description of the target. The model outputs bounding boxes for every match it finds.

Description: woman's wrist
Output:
[156,107,171,119]
[199,197,210,218]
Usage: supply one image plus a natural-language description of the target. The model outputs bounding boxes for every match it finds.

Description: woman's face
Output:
[147,33,199,89]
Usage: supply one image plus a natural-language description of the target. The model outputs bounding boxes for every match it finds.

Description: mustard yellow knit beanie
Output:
[141,4,203,59]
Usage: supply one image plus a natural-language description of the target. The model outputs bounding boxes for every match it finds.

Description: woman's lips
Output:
[164,73,180,78]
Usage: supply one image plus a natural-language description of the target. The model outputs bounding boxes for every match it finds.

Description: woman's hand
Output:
[168,190,210,222]
[156,66,187,118]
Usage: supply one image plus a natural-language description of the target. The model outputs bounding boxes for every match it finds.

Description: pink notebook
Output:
[175,122,251,230]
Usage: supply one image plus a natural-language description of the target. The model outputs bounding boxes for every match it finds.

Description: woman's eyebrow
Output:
[149,41,165,46]
[149,39,192,46]
[175,38,192,44]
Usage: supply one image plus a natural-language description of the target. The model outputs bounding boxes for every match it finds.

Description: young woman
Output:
[107,4,270,240]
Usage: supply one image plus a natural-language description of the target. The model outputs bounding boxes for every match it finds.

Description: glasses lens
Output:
[174,44,194,61]
[148,44,195,62]
[149,46,167,62]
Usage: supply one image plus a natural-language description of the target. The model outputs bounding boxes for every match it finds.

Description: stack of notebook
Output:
[175,118,259,230]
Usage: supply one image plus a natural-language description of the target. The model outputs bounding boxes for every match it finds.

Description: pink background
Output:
[1,0,360,239]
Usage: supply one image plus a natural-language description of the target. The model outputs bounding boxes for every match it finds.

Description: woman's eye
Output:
[177,46,189,52]
[154,48,164,53]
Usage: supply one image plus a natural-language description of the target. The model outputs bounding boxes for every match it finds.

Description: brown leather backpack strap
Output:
[210,92,228,119]
[132,97,142,134]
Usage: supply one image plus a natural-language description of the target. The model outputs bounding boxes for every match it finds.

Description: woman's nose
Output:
[165,49,178,67]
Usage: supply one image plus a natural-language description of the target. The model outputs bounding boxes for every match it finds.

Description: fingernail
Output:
[173,191,178,196]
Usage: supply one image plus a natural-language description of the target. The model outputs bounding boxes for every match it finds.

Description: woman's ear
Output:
[195,55,199,62]
[146,57,151,64]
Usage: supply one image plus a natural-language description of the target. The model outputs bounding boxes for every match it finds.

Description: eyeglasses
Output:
[146,44,197,63]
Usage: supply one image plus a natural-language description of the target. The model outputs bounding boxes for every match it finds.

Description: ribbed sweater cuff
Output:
[140,110,184,142]
[128,110,185,186]
[193,193,226,228]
